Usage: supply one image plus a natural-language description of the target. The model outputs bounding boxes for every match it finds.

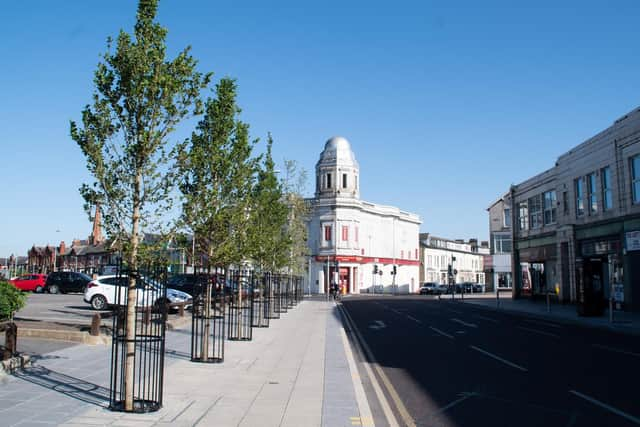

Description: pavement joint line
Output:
[517,326,560,339]
[167,399,195,423]
[192,396,223,427]
[469,345,528,372]
[592,343,640,358]
[450,318,478,328]
[338,304,401,427]
[340,322,375,427]
[569,390,640,425]
[429,326,454,340]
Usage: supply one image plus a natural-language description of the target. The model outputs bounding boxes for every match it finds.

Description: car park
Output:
[84,275,192,311]
[45,271,93,294]
[9,274,47,292]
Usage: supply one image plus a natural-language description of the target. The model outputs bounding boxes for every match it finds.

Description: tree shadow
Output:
[164,348,191,361]
[12,365,110,408]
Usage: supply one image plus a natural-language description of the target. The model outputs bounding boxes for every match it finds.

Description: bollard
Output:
[178,303,185,317]
[4,323,18,360]
[90,313,101,336]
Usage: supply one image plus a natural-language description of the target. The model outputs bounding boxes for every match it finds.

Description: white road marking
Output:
[451,318,478,328]
[340,327,376,427]
[523,319,562,329]
[369,320,387,330]
[429,326,454,340]
[340,306,406,427]
[569,390,640,425]
[469,345,528,372]
[436,392,478,414]
[473,314,499,324]
[592,344,640,358]
[406,315,422,324]
[517,326,560,339]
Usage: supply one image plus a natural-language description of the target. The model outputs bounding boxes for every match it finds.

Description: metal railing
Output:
[191,272,225,363]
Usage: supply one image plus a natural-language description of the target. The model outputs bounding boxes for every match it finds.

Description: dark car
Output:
[460,282,474,293]
[166,274,210,296]
[45,271,93,294]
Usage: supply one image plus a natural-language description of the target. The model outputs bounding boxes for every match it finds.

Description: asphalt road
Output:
[341,295,640,427]
[15,293,109,325]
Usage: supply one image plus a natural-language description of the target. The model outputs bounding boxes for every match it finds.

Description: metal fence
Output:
[191,273,225,363]
[251,272,270,328]
[109,264,167,413]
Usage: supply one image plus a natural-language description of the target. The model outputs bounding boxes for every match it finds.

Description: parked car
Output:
[84,275,193,311]
[472,283,485,293]
[460,282,474,293]
[167,273,210,297]
[45,271,93,294]
[419,282,439,295]
[9,274,47,292]
[435,284,449,294]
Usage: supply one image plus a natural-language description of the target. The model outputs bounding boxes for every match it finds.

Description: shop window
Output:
[601,166,612,211]
[575,177,585,217]
[528,195,542,229]
[543,190,557,225]
[632,155,640,204]
[587,173,598,214]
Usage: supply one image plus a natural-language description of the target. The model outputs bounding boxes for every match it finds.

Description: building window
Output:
[563,191,569,215]
[326,173,332,189]
[355,226,359,243]
[324,225,332,242]
[543,190,557,225]
[493,233,511,254]
[342,226,348,241]
[503,208,511,228]
[632,155,640,204]
[575,177,585,217]
[587,173,597,214]
[342,173,347,188]
[601,166,612,211]
[528,195,542,229]
[518,202,528,231]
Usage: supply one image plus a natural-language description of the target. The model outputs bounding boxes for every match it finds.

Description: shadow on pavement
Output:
[12,365,110,408]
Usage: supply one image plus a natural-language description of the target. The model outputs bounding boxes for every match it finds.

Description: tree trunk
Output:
[124,173,141,411]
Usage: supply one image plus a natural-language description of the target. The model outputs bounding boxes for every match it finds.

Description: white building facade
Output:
[306,137,421,294]
[419,234,486,285]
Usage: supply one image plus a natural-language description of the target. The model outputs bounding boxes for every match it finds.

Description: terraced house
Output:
[509,106,640,314]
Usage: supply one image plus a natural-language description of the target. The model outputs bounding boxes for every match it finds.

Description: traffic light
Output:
[373,264,378,274]
[448,264,452,276]
[392,265,397,275]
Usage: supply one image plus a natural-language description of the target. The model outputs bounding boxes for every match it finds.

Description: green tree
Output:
[248,134,289,271]
[281,160,310,275]
[0,281,27,322]
[70,0,210,411]
[178,77,258,269]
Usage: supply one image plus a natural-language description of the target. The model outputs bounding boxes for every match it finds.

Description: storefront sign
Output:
[625,231,640,252]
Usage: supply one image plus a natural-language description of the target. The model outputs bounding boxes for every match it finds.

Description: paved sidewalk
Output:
[0,298,372,427]
[453,293,640,335]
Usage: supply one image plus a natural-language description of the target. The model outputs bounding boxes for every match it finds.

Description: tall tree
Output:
[248,134,289,271]
[281,160,310,275]
[70,0,210,411]
[178,78,257,270]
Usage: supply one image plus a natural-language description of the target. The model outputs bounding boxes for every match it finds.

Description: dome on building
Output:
[318,136,359,168]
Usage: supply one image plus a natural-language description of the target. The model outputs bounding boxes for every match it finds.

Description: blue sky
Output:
[1,0,639,257]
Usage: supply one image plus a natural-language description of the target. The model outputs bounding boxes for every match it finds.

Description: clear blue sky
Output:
[2,0,639,257]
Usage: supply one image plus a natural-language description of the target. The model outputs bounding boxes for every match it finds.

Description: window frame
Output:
[528,195,543,229]
[543,190,557,225]
[632,155,640,204]
[575,177,585,217]
[587,172,598,215]
[518,202,529,231]
[601,166,612,211]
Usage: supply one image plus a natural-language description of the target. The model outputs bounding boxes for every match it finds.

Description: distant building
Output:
[487,193,513,291]
[306,137,421,294]
[508,106,640,313]
[419,233,486,285]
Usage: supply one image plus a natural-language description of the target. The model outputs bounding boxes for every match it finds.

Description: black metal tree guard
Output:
[278,273,288,314]
[268,274,281,319]
[251,272,270,328]
[191,272,225,363]
[110,264,167,413]
[227,270,254,341]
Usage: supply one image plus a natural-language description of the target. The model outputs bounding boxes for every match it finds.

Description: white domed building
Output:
[306,136,421,294]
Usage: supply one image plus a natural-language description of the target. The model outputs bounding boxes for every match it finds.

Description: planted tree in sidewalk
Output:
[248,134,289,272]
[0,281,26,359]
[178,77,258,346]
[281,160,310,276]
[71,0,210,411]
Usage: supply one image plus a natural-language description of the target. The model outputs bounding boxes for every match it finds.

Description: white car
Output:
[84,275,192,311]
